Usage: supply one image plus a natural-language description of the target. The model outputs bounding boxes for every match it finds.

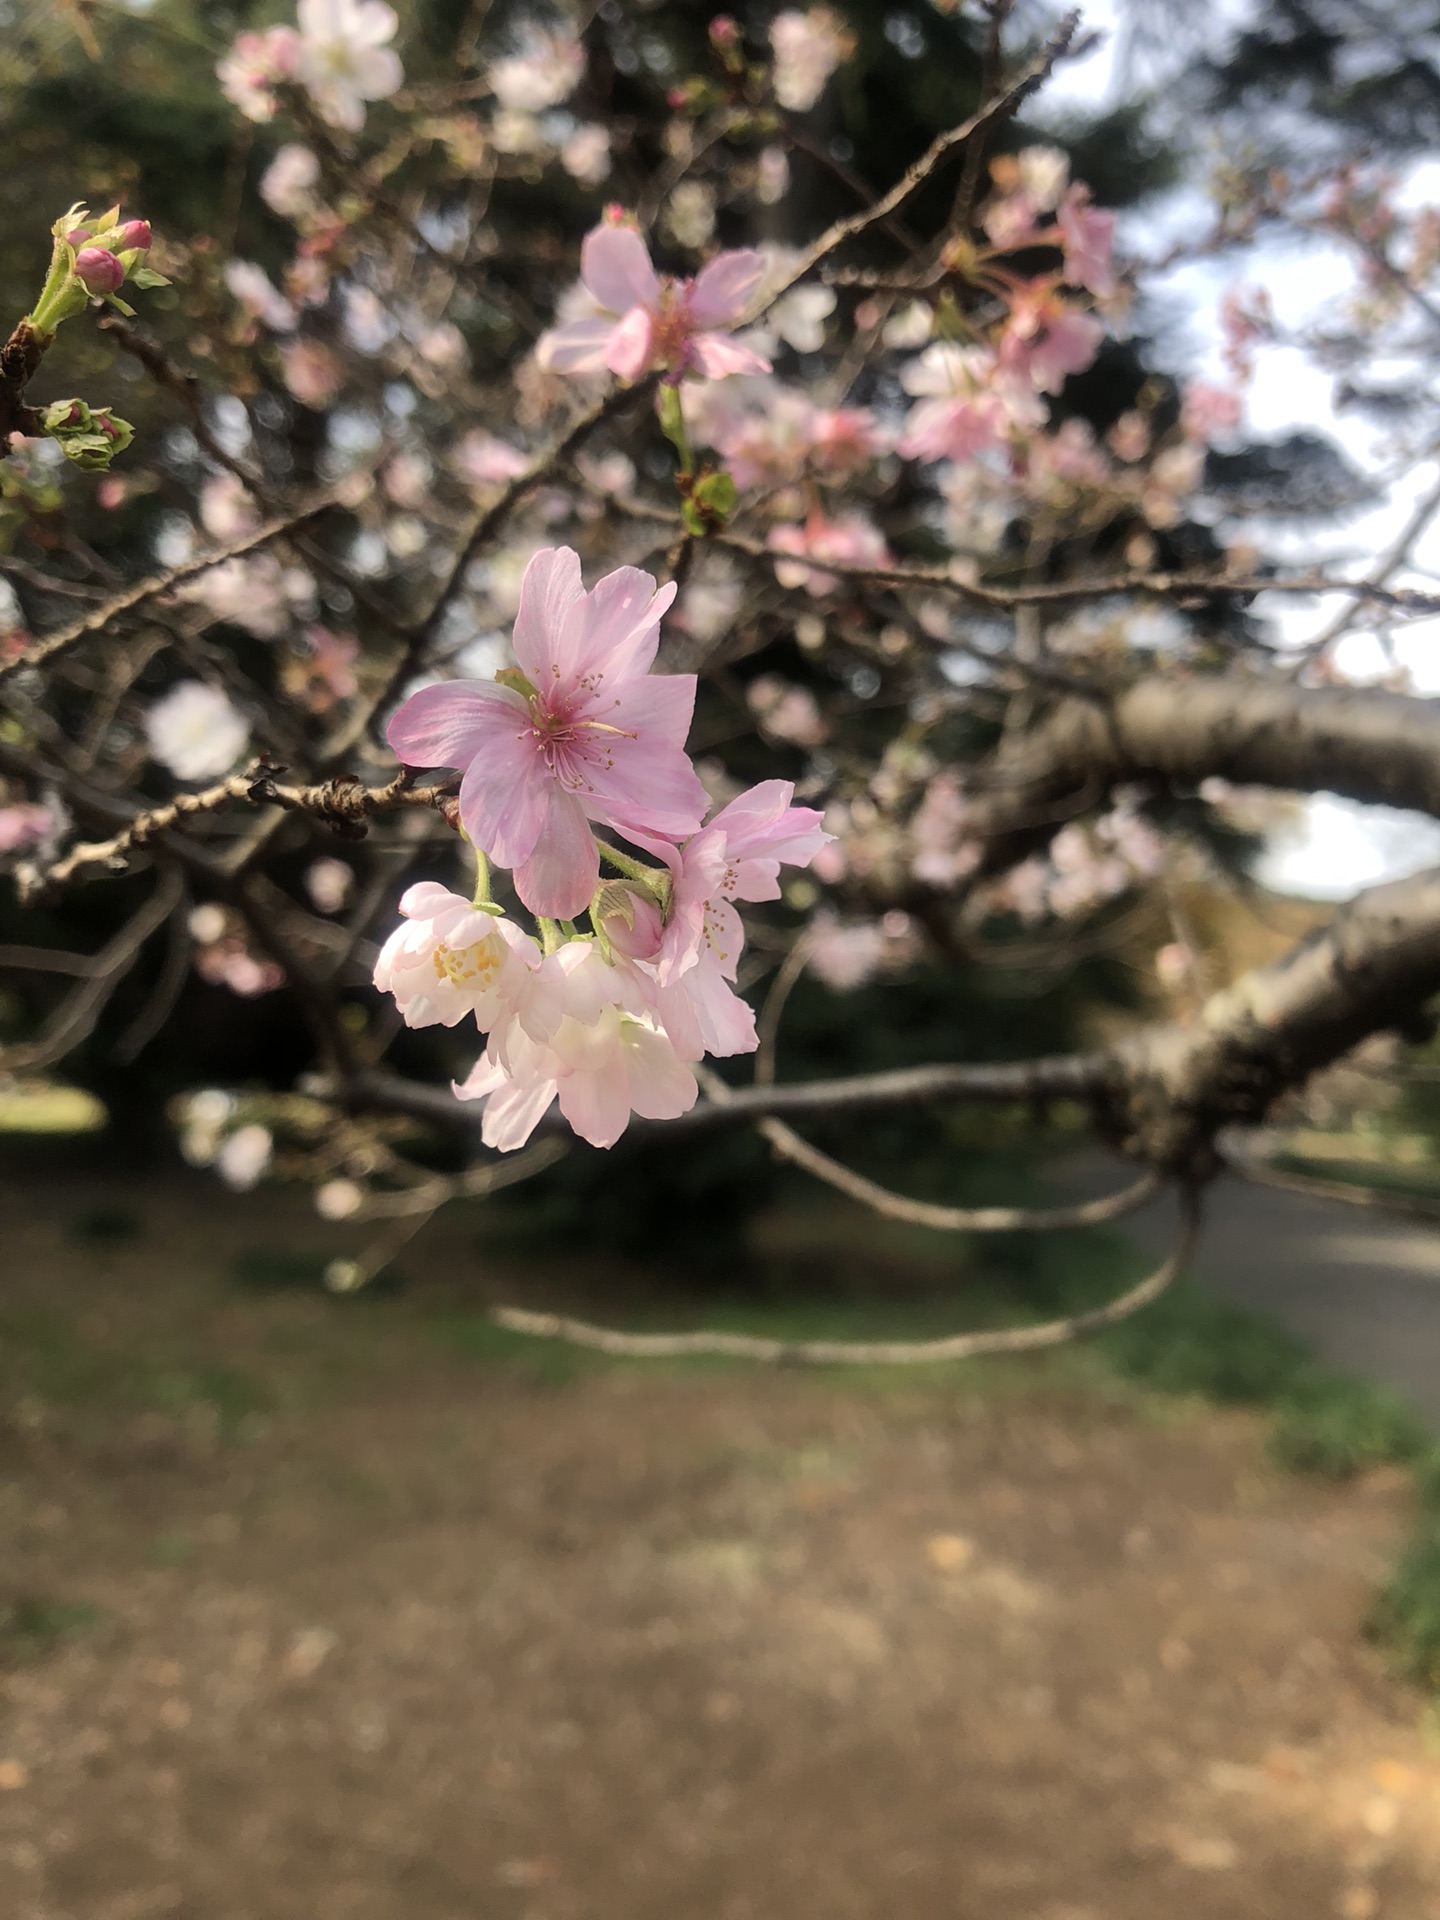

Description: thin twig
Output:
[0,867,183,1072]
[0,486,358,688]
[490,1186,1198,1365]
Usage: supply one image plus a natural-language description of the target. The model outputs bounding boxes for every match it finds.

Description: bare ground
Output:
[2,1168,1439,1920]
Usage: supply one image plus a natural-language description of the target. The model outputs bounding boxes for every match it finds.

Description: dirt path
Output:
[3,1171,1440,1920]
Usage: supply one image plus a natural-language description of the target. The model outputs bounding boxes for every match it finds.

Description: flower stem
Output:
[471,845,491,907]
[593,836,666,889]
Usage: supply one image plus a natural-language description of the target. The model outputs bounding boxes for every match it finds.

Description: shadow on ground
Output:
[2,1165,1439,1920]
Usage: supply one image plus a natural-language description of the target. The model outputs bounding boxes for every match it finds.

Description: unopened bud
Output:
[709,15,740,48]
[114,219,152,252]
[40,397,135,471]
[73,246,124,294]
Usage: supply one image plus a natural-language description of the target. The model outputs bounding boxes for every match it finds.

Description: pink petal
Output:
[554,565,676,684]
[557,1063,633,1149]
[387,679,526,768]
[538,316,622,374]
[689,249,766,327]
[604,306,654,381]
[624,1026,699,1119]
[581,223,660,316]
[454,1053,507,1102]
[512,546,585,684]
[457,726,548,869]
[689,330,771,379]
[483,1073,559,1151]
[511,785,600,918]
[583,676,708,838]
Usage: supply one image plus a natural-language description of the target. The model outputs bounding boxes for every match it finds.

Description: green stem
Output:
[536,917,565,956]
[593,836,667,889]
[657,382,693,477]
[471,845,491,907]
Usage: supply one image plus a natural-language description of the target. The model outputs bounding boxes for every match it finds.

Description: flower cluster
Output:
[217,0,402,132]
[376,546,828,1150]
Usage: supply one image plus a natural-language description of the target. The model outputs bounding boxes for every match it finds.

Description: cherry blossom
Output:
[260,144,321,219]
[1057,185,1117,297]
[146,682,250,782]
[216,1124,274,1191]
[372,883,548,1030]
[561,125,612,189]
[0,804,52,853]
[457,1002,697,1152]
[769,512,892,596]
[224,260,297,333]
[217,26,303,123]
[898,343,1044,462]
[295,0,403,132]
[386,547,707,918]
[537,218,771,383]
[487,25,585,113]
[770,8,854,113]
[999,289,1105,395]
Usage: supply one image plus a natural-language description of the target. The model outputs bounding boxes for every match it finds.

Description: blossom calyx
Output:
[40,398,135,470]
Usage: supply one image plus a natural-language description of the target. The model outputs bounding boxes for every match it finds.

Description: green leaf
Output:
[129,268,170,290]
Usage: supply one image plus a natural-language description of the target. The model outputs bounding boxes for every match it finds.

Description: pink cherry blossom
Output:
[386,547,708,919]
[452,429,529,488]
[0,804,51,853]
[768,511,892,596]
[457,1004,696,1152]
[998,290,1105,395]
[625,780,830,1060]
[898,343,1044,462]
[217,26,303,123]
[537,219,771,383]
[805,911,887,991]
[1057,185,1117,297]
[372,882,546,1029]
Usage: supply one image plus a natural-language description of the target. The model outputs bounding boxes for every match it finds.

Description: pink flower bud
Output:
[73,247,124,294]
[68,227,91,246]
[709,16,740,48]
[115,220,152,253]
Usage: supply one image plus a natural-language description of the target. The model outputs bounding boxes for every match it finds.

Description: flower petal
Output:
[511,785,600,918]
[536,315,621,374]
[554,565,676,684]
[512,546,585,683]
[604,306,654,381]
[689,329,772,379]
[690,249,766,327]
[584,676,708,837]
[581,223,660,316]
[456,724,547,869]
[387,678,525,770]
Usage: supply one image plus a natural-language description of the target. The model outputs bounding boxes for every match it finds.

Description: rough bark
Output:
[969,677,1440,851]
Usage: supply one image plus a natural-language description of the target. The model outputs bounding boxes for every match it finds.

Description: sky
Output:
[1036,0,1440,899]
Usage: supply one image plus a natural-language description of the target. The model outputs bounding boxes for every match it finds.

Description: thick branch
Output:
[970,677,1440,844]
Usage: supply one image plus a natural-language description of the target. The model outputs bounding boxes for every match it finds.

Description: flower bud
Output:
[115,219,152,253]
[40,398,135,470]
[73,246,124,294]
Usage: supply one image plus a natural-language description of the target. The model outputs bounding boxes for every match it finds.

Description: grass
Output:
[0,1302,271,1439]
[0,1596,102,1665]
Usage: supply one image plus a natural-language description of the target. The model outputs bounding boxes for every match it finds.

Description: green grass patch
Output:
[0,1596,101,1664]
[0,1304,271,1438]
